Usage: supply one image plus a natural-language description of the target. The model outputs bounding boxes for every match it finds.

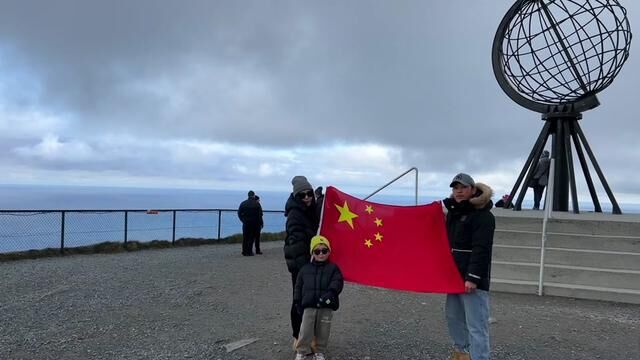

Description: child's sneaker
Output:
[313,353,326,360]
[294,353,307,360]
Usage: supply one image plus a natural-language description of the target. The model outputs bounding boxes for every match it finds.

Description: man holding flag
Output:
[442,173,495,360]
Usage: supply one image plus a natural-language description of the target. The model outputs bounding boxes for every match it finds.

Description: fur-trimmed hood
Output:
[448,183,494,210]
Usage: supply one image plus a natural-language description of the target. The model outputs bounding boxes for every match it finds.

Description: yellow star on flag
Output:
[365,205,374,214]
[364,239,373,248]
[335,201,359,229]
[374,218,383,227]
[375,232,383,242]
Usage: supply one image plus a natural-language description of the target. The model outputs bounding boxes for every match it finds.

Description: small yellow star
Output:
[374,218,383,227]
[374,232,383,242]
[335,201,359,229]
[365,205,374,214]
[364,239,373,248]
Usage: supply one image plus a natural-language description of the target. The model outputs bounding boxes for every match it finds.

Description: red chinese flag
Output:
[319,186,464,293]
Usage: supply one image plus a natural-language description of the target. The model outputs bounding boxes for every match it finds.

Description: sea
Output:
[0,184,438,254]
[1,184,636,254]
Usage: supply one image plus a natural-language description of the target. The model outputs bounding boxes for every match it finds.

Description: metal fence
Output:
[0,209,285,254]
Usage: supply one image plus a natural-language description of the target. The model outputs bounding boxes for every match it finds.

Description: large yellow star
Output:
[374,218,383,227]
[365,205,374,214]
[364,239,373,248]
[335,201,358,229]
[374,232,383,242]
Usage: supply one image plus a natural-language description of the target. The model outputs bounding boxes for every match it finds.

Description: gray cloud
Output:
[0,1,638,201]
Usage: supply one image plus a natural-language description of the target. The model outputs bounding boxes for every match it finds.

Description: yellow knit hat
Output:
[310,235,331,254]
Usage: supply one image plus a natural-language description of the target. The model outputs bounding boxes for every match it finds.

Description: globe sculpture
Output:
[492,0,632,214]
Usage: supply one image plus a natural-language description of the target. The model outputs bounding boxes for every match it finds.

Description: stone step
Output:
[493,245,640,271]
[546,218,640,237]
[546,233,640,252]
[492,261,640,291]
[491,279,640,304]
[494,230,540,246]
[494,214,543,232]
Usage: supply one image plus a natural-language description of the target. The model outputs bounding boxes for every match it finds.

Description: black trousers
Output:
[255,230,261,253]
[290,271,302,338]
[533,185,546,209]
[241,224,260,255]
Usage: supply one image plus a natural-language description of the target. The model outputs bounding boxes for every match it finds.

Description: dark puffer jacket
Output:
[443,183,495,291]
[284,194,319,273]
[237,198,263,226]
[293,260,344,311]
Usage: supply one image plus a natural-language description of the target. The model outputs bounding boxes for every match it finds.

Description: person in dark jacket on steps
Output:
[284,175,319,344]
[442,173,495,360]
[293,235,343,360]
[237,190,263,256]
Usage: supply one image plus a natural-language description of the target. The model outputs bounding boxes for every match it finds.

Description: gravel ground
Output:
[1,241,638,360]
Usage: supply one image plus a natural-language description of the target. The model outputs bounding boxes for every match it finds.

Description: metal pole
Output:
[172,210,176,244]
[364,167,419,203]
[563,121,579,213]
[574,122,622,214]
[60,211,66,255]
[414,169,419,205]
[570,121,602,212]
[124,211,128,247]
[538,158,555,296]
[217,210,222,240]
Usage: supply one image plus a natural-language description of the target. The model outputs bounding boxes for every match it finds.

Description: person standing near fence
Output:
[237,190,263,256]
[284,175,319,347]
[253,195,264,254]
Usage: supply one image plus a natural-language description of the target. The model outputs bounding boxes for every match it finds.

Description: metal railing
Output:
[0,208,285,254]
[364,167,419,205]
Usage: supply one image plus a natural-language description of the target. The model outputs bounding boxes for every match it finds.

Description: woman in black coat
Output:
[284,175,319,342]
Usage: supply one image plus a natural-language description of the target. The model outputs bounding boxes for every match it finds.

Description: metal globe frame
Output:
[492,0,632,214]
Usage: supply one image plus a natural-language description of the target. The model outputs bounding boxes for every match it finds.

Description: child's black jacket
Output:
[294,260,344,311]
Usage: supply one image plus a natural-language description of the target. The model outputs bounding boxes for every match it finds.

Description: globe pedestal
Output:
[506,113,622,214]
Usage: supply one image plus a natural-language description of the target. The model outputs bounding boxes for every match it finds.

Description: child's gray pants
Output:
[296,308,333,354]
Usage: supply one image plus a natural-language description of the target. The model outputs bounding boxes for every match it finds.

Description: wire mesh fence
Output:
[0,209,285,254]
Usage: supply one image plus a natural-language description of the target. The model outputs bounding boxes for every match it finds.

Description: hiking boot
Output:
[450,351,471,360]
[313,353,326,360]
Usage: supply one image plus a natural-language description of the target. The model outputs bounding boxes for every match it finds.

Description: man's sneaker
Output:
[313,353,326,360]
[294,353,307,360]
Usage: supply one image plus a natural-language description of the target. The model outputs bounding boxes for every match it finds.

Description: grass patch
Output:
[0,231,286,262]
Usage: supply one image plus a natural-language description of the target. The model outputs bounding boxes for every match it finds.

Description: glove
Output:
[318,291,336,307]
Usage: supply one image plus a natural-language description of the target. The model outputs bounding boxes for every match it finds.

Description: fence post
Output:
[172,210,176,245]
[217,210,222,240]
[124,211,128,248]
[60,211,66,255]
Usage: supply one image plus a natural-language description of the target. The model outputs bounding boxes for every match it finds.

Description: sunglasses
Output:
[296,190,314,199]
[313,248,330,255]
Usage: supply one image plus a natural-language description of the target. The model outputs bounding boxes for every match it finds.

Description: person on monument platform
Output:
[237,190,263,256]
[529,150,551,210]
[442,173,495,360]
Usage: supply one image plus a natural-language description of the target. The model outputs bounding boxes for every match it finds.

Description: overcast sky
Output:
[0,1,638,203]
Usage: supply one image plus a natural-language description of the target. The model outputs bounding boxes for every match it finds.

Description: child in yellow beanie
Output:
[293,235,344,360]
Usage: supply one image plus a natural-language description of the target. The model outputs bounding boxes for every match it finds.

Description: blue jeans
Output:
[446,290,491,360]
